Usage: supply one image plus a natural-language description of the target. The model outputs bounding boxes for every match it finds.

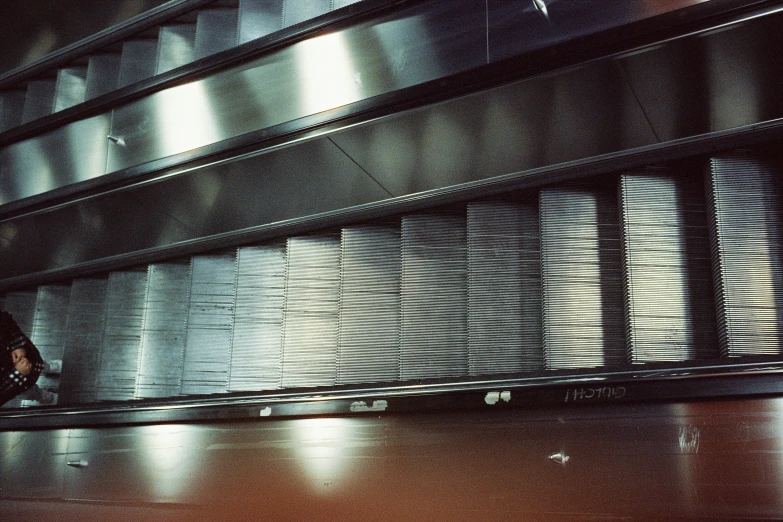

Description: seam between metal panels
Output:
[1,360,783,429]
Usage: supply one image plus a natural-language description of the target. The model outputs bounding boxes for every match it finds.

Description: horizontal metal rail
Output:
[1,357,782,430]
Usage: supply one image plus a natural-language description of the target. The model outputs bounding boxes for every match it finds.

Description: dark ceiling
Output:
[0,0,169,75]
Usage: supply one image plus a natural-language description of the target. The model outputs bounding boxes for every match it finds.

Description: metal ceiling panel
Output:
[0,213,68,277]
[0,133,389,279]
[0,0,775,213]
[0,429,67,499]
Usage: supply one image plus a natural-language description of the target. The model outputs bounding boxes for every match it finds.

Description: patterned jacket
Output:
[0,311,44,406]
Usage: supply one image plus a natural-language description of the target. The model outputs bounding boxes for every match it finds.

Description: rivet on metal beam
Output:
[532,0,550,23]
[549,452,569,466]
[107,135,126,146]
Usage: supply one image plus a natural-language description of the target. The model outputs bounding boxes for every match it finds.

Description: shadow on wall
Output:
[0,0,170,75]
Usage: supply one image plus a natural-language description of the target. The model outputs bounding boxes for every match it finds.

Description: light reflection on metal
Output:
[705,24,762,131]
[11,138,55,202]
[295,31,360,115]
[0,221,19,242]
[0,114,110,205]
[154,80,221,162]
[672,403,699,514]
[2,431,25,467]
[371,14,442,88]
[292,417,352,493]
[549,451,569,465]
[138,423,197,501]
[532,0,551,23]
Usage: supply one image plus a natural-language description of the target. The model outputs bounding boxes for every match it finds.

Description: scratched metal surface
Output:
[2,396,783,520]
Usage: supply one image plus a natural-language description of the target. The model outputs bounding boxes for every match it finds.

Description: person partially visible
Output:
[0,311,57,407]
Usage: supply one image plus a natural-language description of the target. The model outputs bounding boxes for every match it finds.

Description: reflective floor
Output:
[3,396,783,520]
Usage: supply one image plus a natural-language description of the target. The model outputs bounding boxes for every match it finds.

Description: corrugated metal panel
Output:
[621,173,718,362]
[281,235,341,388]
[230,244,287,391]
[467,199,542,375]
[541,184,625,369]
[136,262,191,399]
[117,39,159,88]
[283,0,330,28]
[333,0,364,8]
[707,152,783,356]
[60,278,108,405]
[1,291,37,332]
[238,0,283,44]
[338,224,401,384]
[400,213,468,380]
[0,91,25,132]
[181,253,237,395]
[194,9,239,60]
[53,67,88,113]
[30,285,71,391]
[85,54,121,100]
[156,25,197,75]
[95,271,148,401]
[20,80,56,124]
